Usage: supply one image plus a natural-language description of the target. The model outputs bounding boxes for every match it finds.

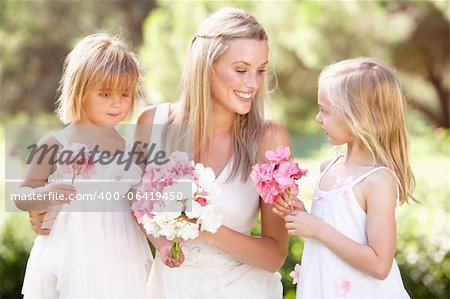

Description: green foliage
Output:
[140,1,449,132]
[0,0,155,120]
[1,1,449,298]
[0,213,35,298]
[280,127,450,298]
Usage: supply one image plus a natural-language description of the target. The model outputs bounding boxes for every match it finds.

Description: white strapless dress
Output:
[146,104,283,299]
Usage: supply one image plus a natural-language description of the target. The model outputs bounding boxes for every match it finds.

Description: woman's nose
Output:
[245,73,258,89]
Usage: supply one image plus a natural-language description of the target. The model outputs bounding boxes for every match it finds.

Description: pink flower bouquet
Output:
[250,146,307,209]
[132,151,222,260]
[58,143,95,185]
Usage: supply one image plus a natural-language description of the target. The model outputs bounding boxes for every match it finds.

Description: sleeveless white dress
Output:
[297,156,410,298]
[146,104,283,299]
[22,131,153,299]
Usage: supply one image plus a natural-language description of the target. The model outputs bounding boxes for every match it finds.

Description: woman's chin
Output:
[234,102,252,115]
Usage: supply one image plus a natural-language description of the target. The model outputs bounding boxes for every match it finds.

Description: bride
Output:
[138,7,291,298]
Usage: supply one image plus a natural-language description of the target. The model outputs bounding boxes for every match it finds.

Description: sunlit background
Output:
[1,1,448,298]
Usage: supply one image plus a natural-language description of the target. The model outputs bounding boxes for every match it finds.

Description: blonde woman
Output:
[139,8,289,298]
[274,57,415,298]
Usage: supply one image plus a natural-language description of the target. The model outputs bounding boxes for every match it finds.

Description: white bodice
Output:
[150,104,260,268]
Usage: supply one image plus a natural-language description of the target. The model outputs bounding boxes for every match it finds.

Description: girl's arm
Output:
[273,158,332,217]
[15,134,76,211]
[199,121,290,272]
[285,168,397,279]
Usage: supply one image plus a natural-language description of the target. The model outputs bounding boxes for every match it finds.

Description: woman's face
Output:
[210,38,268,116]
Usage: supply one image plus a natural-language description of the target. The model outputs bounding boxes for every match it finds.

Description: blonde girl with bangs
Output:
[138,7,289,298]
[274,57,415,298]
[19,33,153,298]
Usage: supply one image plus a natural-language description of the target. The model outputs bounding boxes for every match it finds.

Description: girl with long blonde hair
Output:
[275,57,415,298]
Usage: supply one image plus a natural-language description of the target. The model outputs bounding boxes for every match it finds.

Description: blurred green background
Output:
[0,1,448,298]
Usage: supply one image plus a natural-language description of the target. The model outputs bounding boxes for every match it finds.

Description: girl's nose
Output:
[111,95,122,108]
[315,112,322,123]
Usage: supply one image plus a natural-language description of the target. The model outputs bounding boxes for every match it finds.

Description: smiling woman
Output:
[210,38,268,116]
[137,7,292,299]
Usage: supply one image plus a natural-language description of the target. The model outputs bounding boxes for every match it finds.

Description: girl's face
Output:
[79,83,133,126]
[315,87,353,145]
[210,38,268,116]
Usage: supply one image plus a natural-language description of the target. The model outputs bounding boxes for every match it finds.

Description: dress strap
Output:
[321,155,343,176]
[152,103,170,125]
[314,155,343,191]
[52,131,70,148]
[350,166,400,205]
[349,166,389,187]
[149,104,170,152]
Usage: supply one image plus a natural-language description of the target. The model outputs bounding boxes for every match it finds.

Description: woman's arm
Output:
[285,168,397,279]
[132,106,186,267]
[15,134,76,211]
[199,121,290,272]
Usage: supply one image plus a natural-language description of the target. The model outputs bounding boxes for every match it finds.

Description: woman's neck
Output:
[211,104,234,136]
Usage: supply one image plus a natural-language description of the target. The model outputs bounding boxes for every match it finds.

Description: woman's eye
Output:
[236,70,247,73]
[258,69,267,73]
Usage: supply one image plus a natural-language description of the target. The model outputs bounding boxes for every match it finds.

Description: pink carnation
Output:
[250,146,307,205]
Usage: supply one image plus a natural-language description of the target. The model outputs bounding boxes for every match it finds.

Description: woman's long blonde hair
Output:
[319,57,415,204]
[168,8,269,181]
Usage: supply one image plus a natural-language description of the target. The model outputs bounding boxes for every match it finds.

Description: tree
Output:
[391,3,449,128]
[0,0,155,120]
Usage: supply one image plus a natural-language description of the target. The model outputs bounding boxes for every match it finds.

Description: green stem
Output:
[287,188,293,211]
[171,241,180,260]
[71,170,76,186]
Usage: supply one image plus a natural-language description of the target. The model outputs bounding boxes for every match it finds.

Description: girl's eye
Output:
[122,93,131,98]
[99,92,111,97]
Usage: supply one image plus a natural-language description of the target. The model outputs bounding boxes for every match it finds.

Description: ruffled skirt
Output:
[22,209,152,298]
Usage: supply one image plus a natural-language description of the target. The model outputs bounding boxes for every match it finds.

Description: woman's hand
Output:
[153,237,185,268]
[272,194,306,218]
[29,210,55,235]
[37,183,76,206]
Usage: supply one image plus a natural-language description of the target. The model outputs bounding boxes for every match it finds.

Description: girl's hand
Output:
[29,210,53,235]
[272,194,306,218]
[154,238,185,268]
[37,183,77,206]
[284,211,324,239]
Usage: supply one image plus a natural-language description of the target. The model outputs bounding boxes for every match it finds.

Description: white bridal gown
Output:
[147,104,283,299]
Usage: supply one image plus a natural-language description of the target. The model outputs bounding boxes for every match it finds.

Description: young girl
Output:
[274,57,415,298]
[17,33,153,298]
